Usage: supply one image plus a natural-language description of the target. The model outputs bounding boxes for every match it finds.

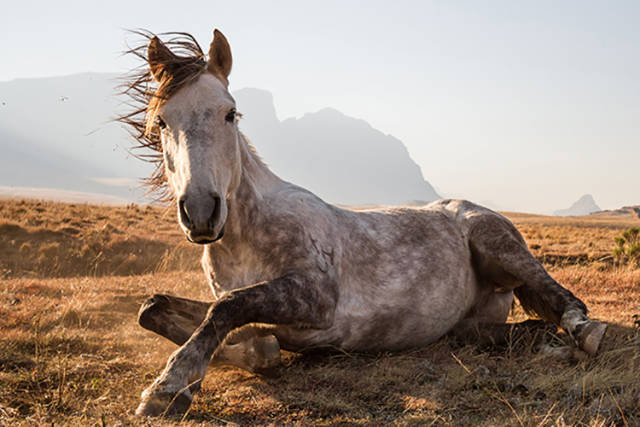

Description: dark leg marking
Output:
[138,294,282,374]
[136,274,337,417]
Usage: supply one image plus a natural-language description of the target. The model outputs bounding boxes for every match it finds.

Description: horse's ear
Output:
[148,36,176,82]
[207,29,232,85]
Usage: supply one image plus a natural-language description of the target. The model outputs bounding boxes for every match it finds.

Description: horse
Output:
[119,29,608,417]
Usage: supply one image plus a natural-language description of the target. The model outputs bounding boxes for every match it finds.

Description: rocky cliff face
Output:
[234,88,440,205]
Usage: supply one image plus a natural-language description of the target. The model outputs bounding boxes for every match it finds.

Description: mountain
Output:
[553,194,601,216]
[234,88,440,205]
[0,74,439,206]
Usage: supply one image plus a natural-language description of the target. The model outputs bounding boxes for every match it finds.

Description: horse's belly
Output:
[275,269,478,352]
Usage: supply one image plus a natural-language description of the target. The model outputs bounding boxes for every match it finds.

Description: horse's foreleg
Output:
[135,274,337,417]
[469,214,607,356]
[138,294,281,373]
[138,294,210,346]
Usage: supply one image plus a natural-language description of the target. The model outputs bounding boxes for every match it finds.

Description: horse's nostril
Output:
[179,197,194,230]
[179,194,221,236]
[208,196,221,230]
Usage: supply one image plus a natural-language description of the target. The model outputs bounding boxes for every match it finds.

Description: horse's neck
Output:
[237,133,282,196]
[205,134,287,287]
[225,133,284,239]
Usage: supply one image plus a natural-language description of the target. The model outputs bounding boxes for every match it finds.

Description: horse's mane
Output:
[118,30,207,201]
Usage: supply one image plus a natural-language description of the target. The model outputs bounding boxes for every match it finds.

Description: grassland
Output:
[0,199,201,278]
[1,199,639,426]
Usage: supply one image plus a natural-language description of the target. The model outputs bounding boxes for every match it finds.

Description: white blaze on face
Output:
[158,73,241,241]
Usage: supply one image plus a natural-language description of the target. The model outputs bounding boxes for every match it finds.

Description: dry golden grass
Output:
[1,199,639,426]
[0,199,200,278]
[505,211,640,269]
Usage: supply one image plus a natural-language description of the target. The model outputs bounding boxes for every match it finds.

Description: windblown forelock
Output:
[117,30,207,202]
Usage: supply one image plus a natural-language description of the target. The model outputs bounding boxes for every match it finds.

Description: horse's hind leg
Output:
[451,289,556,348]
[451,318,557,350]
[137,294,281,373]
[468,213,607,355]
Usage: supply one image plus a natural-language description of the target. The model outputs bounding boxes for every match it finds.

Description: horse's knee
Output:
[138,294,170,331]
[138,294,209,346]
[468,214,532,291]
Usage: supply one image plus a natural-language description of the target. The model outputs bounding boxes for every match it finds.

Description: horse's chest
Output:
[205,247,277,295]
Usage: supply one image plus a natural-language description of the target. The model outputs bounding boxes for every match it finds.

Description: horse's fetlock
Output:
[560,309,589,336]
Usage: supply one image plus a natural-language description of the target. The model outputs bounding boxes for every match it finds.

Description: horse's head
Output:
[146,30,239,244]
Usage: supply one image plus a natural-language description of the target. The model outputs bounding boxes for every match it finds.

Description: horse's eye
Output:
[225,109,236,123]
[157,117,167,129]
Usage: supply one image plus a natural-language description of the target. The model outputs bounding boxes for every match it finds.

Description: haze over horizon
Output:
[1,1,638,213]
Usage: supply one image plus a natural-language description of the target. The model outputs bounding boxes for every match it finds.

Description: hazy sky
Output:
[2,1,638,213]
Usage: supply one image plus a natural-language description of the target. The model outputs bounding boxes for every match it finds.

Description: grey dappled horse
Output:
[120,29,608,417]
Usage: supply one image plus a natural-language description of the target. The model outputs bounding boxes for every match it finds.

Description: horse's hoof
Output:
[255,335,281,369]
[136,387,193,417]
[576,321,608,356]
[539,344,589,361]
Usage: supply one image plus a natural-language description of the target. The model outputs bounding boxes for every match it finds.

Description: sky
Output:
[1,0,638,213]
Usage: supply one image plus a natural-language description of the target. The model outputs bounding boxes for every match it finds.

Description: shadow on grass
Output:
[184,322,639,425]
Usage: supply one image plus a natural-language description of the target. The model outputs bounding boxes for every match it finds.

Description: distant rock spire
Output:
[552,194,601,216]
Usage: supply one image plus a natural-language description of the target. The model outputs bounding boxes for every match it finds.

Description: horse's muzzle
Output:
[187,226,225,245]
[178,193,224,244]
